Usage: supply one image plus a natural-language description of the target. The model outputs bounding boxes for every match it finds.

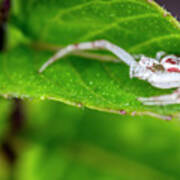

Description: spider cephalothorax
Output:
[138,54,180,73]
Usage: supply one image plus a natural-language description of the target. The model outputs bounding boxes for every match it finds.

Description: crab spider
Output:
[39,40,180,106]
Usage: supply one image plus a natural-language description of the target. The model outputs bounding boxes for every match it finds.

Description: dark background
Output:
[156,0,180,20]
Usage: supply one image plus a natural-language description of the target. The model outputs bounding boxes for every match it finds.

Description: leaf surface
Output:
[2,0,180,118]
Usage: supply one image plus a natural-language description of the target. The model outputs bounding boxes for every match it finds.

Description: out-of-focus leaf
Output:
[0,153,11,180]
[7,24,29,49]
[0,99,11,180]
[15,100,180,180]
[0,98,11,141]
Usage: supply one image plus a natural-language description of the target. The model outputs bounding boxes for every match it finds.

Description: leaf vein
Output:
[79,13,160,41]
[129,34,180,52]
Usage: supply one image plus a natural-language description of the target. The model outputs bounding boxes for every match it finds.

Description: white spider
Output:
[39,40,180,106]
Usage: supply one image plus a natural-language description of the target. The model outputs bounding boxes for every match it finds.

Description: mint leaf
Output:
[2,0,180,118]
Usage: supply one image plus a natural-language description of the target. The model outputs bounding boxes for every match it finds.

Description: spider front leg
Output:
[39,40,137,73]
[156,51,166,61]
[134,51,166,62]
[138,88,180,105]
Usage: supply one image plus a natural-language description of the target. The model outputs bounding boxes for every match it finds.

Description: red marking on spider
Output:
[167,67,180,73]
[165,58,177,65]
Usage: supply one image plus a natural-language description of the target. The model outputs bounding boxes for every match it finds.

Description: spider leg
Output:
[156,51,166,61]
[39,40,137,73]
[134,51,165,62]
[138,88,180,105]
[133,54,145,59]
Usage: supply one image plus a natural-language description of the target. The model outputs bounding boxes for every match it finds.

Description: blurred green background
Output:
[1,99,180,180]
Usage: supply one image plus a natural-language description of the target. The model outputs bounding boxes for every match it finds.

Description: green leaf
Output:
[0,99,11,180]
[2,0,180,118]
[15,100,180,180]
[0,99,11,141]
[0,155,11,180]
